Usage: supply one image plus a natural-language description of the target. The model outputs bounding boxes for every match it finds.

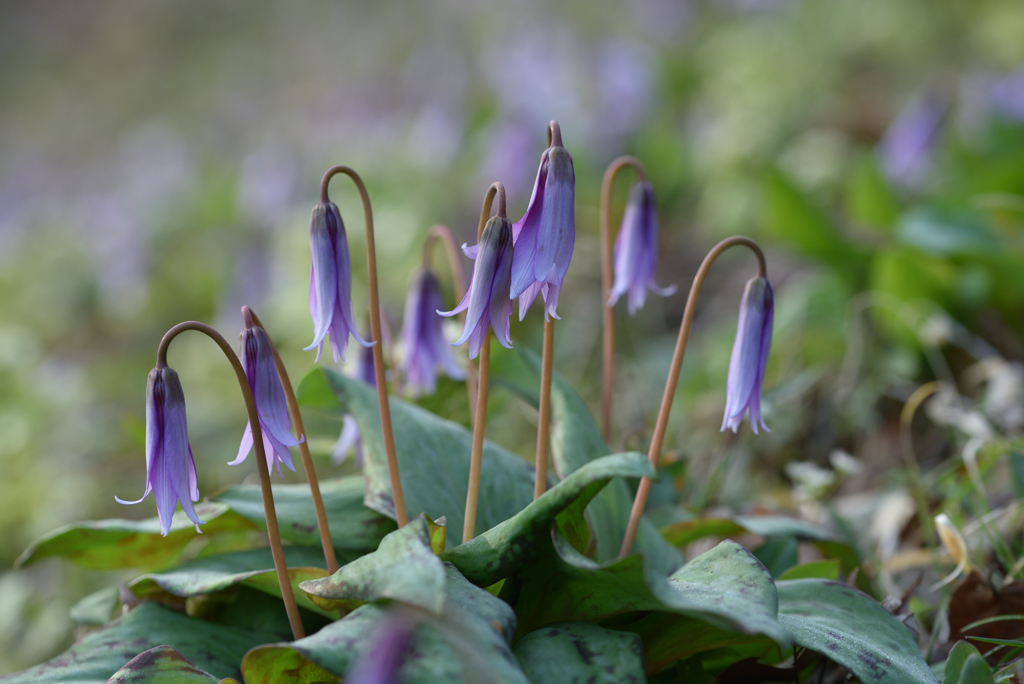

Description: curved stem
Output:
[478,182,506,234]
[156,321,305,640]
[548,120,563,148]
[600,156,647,445]
[424,225,477,422]
[619,237,766,559]
[464,330,491,543]
[248,309,337,574]
[321,166,408,527]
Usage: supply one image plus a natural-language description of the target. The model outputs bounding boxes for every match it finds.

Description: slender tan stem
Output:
[464,331,491,543]
[378,311,401,396]
[600,156,647,445]
[618,237,766,559]
[156,321,305,640]
[248,309,337,574]
[548,120,562,148]
[534,317,555,499]
[321,166,408,527]
[424,225,477,421]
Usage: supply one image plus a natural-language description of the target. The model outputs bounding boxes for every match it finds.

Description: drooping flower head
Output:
[721,276,774,434]
[439,215,513,360]
[510,121,575,321]
[305,200,372,363]
[400,268,465,397]
[607,180,677,315]
[116,366,205,536]
[231,320,303,476]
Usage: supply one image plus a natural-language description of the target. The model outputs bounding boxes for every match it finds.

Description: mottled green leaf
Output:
[15,503,257,571]
[103,646,225,683]
[213,475,395,553]
[441,452,653,586]
[0,602,272,683]
[129,545,334,617]
[777,579,937,683]
[298,368,535,548]
[514,622,645,684]
[300,515,446,613]
[243,563,528,684]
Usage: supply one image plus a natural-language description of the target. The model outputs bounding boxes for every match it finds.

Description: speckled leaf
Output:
[298,368,535,547]
[513,622,645,684]
[243,563,528,684]
[300,515,446,613]
[441,452,652,586]
[14,503,257,571]
[776,579,938,684]
[103,646,225,683]
[517,347,682,576]
[213,475,395,553]
[129,545,334,617]
[0,602,274,683]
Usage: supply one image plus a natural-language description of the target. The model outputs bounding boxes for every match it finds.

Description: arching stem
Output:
[618,237,766,559]
[321,166,408,527]
[600,156,647,445]
[156,322,305,640]
[463,183,505,542]
[423,224,477,423]
[248,309,337,574]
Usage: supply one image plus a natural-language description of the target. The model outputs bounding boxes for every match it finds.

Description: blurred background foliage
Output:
[4,0,1024,673]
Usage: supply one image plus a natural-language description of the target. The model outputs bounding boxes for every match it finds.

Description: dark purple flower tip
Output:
[608,180,677,315]
[439,215,513,360]
[400,268,465,398]
[345,615,416,684]
[721,277,774,435]
[230,326,302,476]
[304,201,373,364]
[510,141,575,320]
[116,367,205,536]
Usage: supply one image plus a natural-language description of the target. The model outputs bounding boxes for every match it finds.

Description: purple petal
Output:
[304,203,339,356]
[249,328,301,448]
[533,147,575,287]
[332,414,361,465]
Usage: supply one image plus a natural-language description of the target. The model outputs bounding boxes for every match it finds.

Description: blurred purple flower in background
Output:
[332,335,377,466]
[607,180,676,315]
[116,367,205,536]
[721,277,774,434]
[510,130,575,320]
[400,268,465,397]
[440,215,514,360]
[231,325,302,476]
[345,615,416,684]
[878,90,946,189]
[305,201,373,363]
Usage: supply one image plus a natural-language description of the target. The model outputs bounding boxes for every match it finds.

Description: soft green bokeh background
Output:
[3,0,1024,673]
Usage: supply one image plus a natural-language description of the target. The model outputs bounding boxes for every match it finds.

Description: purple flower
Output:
[400,268,465,397]
[510,133,575,321]
[607,180,677,314]
[116,367,205,536]
[878,90,945,189]
[439,215,513,360]
[721,277,774,434]
[332,337,375,466]
[230,325,302,476]
[304,201,373,363]
[345,616,415,684]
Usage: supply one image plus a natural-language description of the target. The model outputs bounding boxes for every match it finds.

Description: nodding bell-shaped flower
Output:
[400,268,465,397]
[231,324,303,476]
[608,180,676,315]
[116,367,205,536]
[304,201,373,363]
[721,277,774,434]
[510,126,575,321]
[439,215,513,360]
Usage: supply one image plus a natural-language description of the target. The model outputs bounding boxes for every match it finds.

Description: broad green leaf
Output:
[104,646,226,684]
[70,586,120,626]
[752,537,798,577]
[777,579,938,683]
[441,452,653,586]
[0,602,273,683]
[896,206,1001,257]
[734,515,839,541]
[660,517,746,547]
[943,641,995,684]
[845,151,901,232]
[299,368,535,548]
[777,559,840,581]
[15,503,257,571]
[514,622,645,684]
[243,563,528,684]
[213,475,396,553]
[300,515,446,613]
[516,346,682,575]
[129,545,334,617]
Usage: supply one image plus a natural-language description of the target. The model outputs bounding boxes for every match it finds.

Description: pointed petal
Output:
[332,415,361,465]
[249,328,301,447]
[230,422,254,465]
[462,242,480,259]
[534,147,575,287]
[304,204,339,354]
